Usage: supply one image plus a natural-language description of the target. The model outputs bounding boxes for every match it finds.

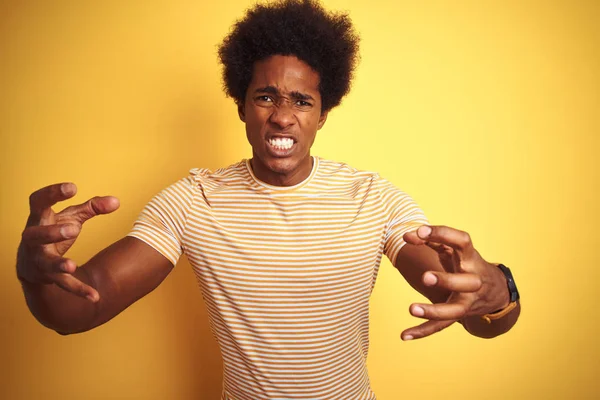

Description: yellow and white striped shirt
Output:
[129,157,427,400]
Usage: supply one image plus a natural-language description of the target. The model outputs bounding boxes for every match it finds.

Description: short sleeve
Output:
[127,177,195,266]
[379,178,429,266]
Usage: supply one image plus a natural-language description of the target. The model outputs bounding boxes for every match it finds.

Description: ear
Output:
[238,102,246,122]
[317,110,329,130]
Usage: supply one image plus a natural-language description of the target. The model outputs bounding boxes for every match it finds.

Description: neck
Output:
[250,156,314,187]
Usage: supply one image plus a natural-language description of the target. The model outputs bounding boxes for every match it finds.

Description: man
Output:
[17,1,520,399]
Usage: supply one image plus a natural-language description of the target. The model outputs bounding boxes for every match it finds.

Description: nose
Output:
[269,102,295,129]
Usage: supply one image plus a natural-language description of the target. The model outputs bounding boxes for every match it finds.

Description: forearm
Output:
[461,301,521,339]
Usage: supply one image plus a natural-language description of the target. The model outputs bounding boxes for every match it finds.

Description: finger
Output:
[28,183,77,219]
[424,242,453,255]
[19,253,77,284]
[37,253,78,275]
[53,273,100,302]
[401,319,456,341]
[413,225,474,254]
[409,300,471,321]
[422,271,482,293]
[422,225,473,252]
[22,224,81,246]
[60,196,120,224]
[403,226,428,245]
[404,226,451,246]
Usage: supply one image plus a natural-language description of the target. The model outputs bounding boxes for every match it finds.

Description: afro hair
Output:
[218,0,360,113]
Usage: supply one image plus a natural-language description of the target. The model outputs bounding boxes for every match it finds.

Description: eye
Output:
[296,100,312,108]
[254,95,275,108]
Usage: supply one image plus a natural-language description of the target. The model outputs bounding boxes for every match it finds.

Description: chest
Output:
[183,191,386,287]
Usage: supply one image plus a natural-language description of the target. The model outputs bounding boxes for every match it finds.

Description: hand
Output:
[400,225,510,340]
[17,183,120,302]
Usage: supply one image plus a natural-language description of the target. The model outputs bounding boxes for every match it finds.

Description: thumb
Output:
[403,225,431,245]
[61,196,120,224]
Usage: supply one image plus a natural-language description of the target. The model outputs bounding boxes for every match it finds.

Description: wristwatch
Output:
[481,264,520,324]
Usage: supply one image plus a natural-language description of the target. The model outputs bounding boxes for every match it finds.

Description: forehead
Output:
[249,55,321,96]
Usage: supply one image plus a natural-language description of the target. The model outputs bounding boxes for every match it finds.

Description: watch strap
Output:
[480,263,520,324]
[481,301,518,324]
[497,263,520,302]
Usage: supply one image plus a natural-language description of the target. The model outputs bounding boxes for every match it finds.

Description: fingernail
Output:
[417,225,432,239]
[412,305,425,317]
[403,335,413,341]
[423,273,438,286]
[86,294,97,302]
[60,225,77,238]
[61,183,76,196]
[60,262,71,272]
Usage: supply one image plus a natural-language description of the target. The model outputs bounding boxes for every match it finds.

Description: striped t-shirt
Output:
[128,157,428,400]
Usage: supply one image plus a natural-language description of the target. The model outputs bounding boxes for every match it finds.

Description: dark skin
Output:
[238,55,328,186]
[17,183,172,333]
[397,226,520,340]
[17,55,519,338]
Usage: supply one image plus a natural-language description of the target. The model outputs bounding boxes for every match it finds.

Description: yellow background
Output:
[1,0,598,399]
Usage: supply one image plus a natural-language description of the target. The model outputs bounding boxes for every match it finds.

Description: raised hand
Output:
[17,183,120,302]
[400,225,511,340]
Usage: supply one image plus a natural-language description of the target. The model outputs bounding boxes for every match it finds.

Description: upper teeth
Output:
[269,137,294,150]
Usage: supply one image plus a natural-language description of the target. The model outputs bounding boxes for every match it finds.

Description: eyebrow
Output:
[255,86,315,101]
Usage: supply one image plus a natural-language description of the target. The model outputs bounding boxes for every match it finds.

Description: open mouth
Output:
[268,137,295,150]
[266,137,296,156]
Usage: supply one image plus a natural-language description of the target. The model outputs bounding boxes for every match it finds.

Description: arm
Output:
[17,183,174,335]
[394,225,520,340]
[20,237,173,334]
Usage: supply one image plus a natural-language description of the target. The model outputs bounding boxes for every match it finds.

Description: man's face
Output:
[239,55,328,186]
